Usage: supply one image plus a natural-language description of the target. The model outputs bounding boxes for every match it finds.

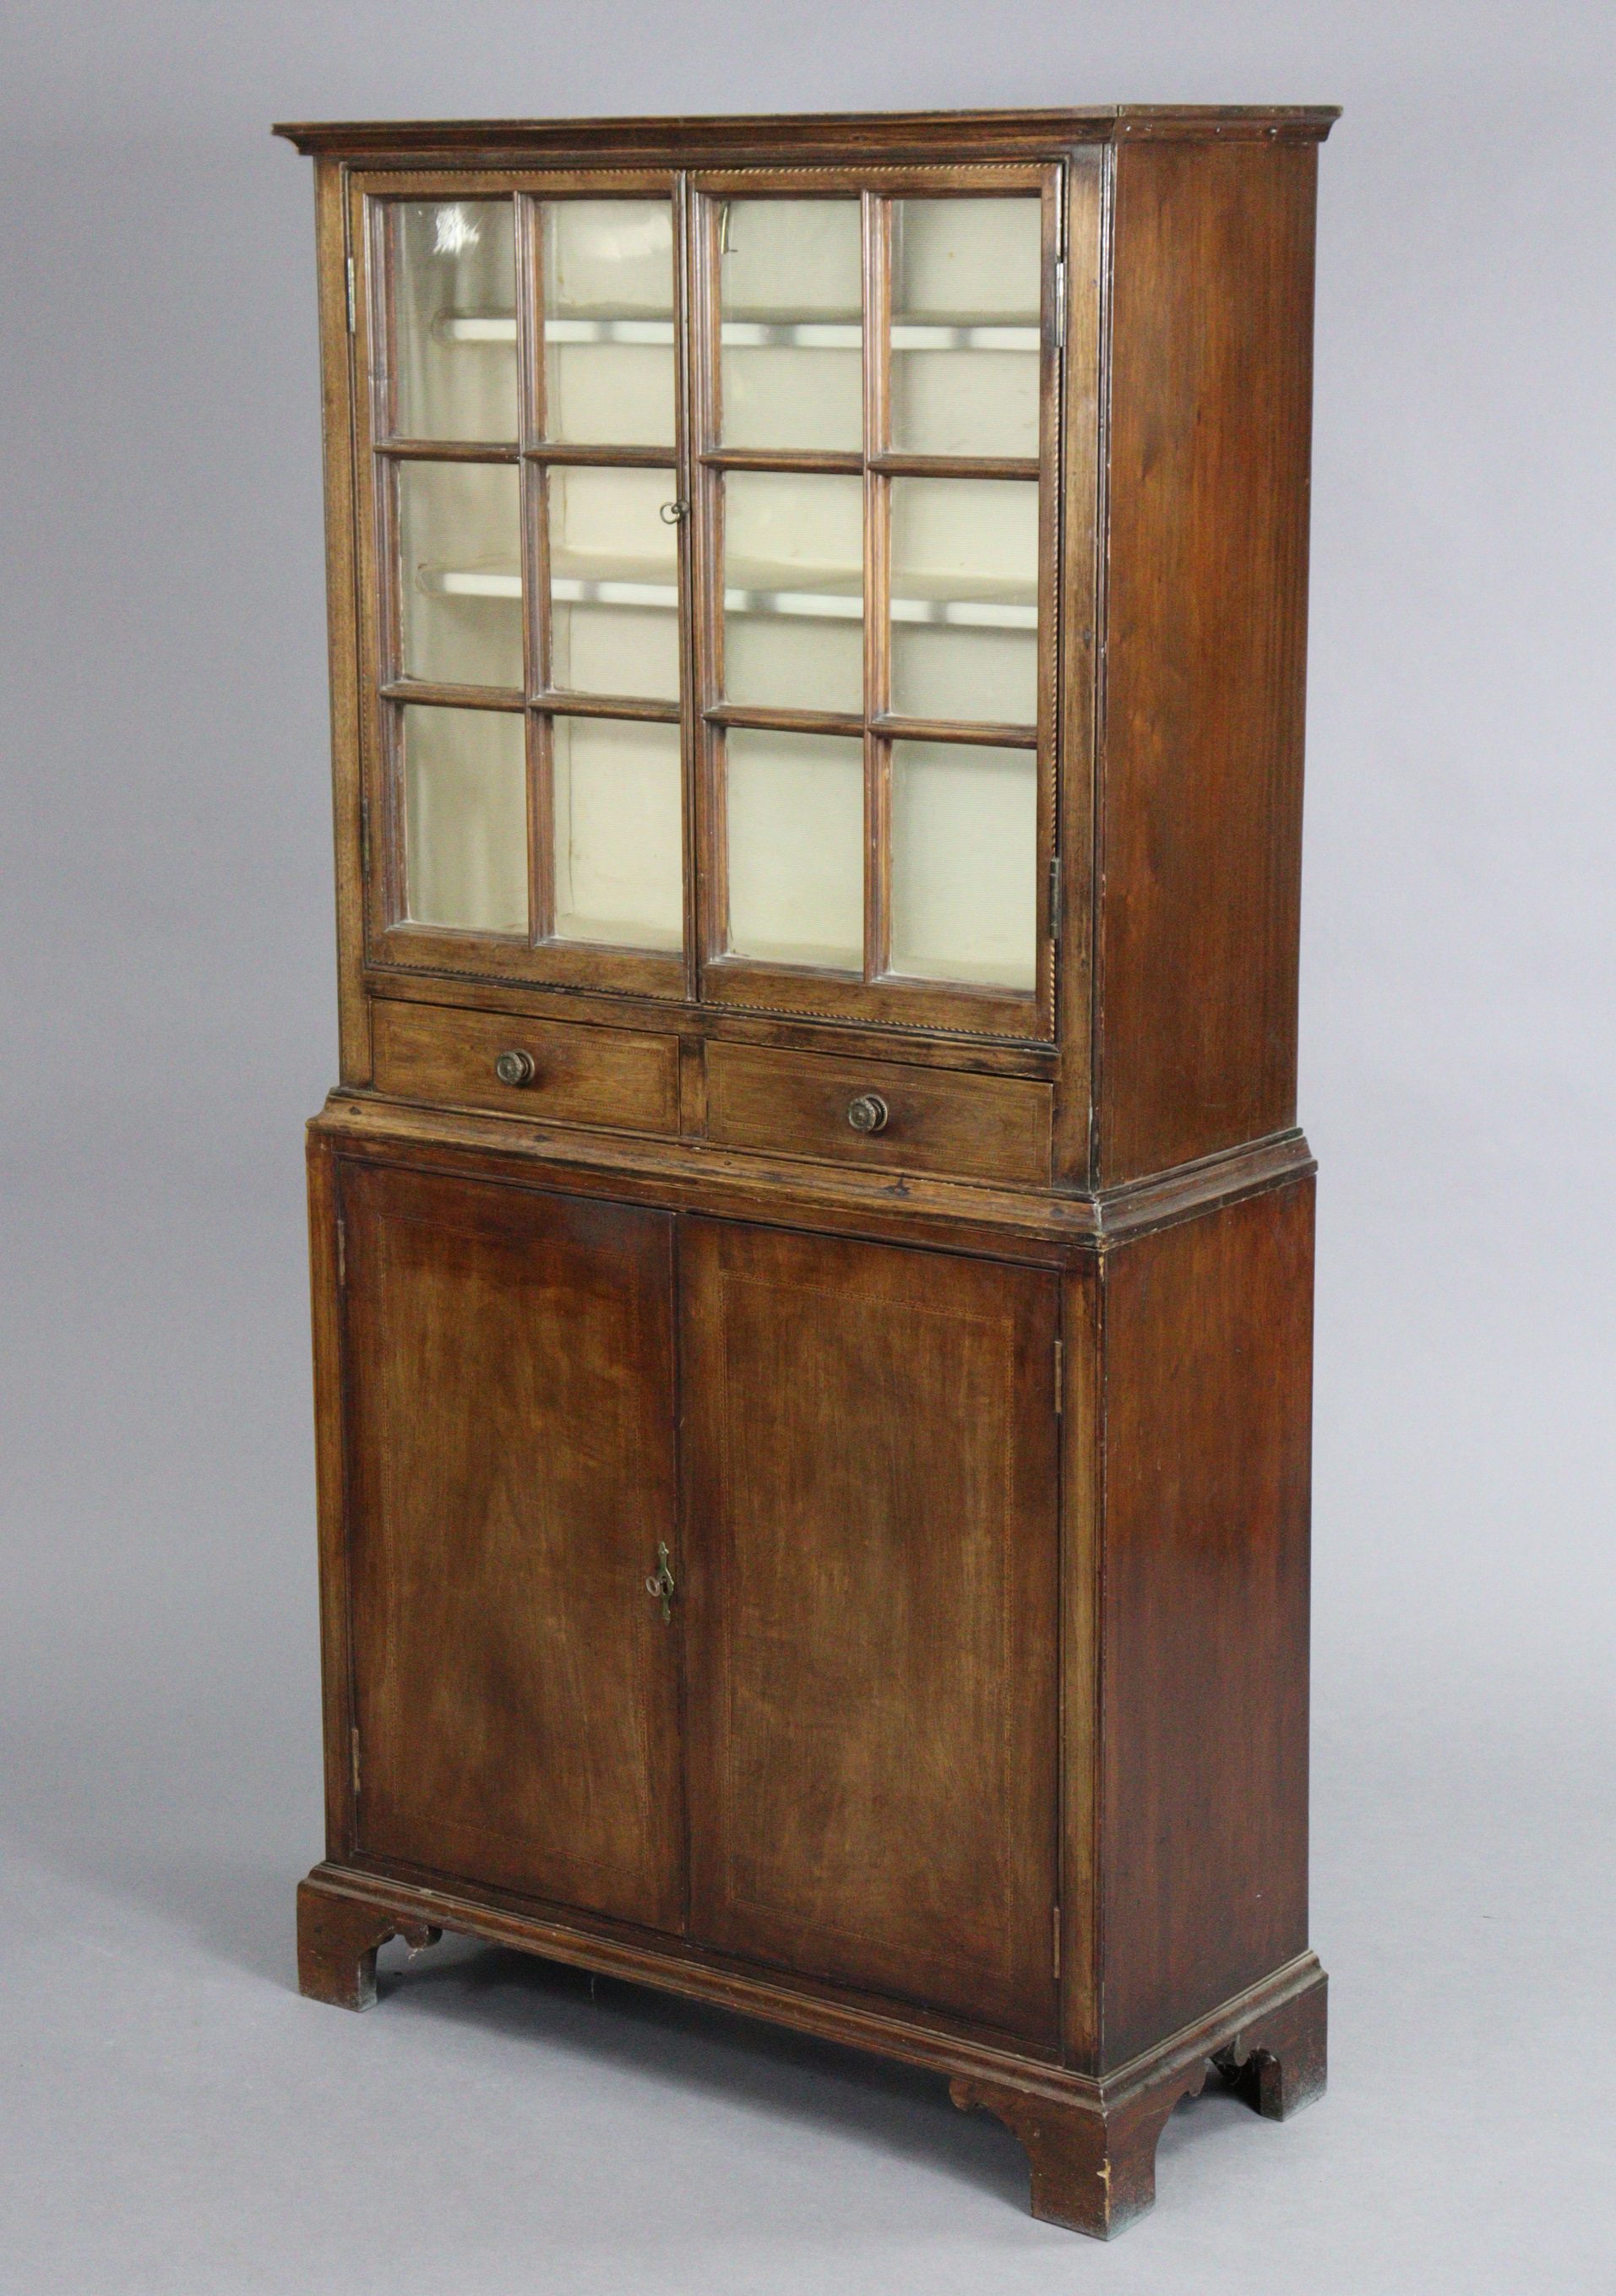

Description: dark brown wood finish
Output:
[311,159,371,1085]
[306,1134,357,1857]
[287,109,1335,2241]
[313,1091,1315,1265]
[1058,1256,1102,2064]
[296,1878,440,2010]
[1052,144,1105,1186]
[681,1219,1060,2038]
[1095,139,1319,1183]
[952,1956,1325,2236]
[339,1162,685,1931]
[275,109,1340,162]
[372,977,1062,1078]
[704,1041,1052,1183]
[371,998,678,1134]
[293,1849,1324,2233]
[1097,1177,1315,2065]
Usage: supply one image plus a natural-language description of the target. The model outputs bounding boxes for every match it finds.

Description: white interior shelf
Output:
[433,313,1040,352]
[422,563,1037,631]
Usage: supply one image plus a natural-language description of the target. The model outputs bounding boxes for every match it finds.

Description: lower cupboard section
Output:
[331,1157,1062,2043]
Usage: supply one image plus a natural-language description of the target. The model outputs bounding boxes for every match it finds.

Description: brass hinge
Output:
[1048,852,1062,944]
[1054,1336,1063,1414]
[336,1211,346,1288]
[359,795,371,879]
[346,255,356,334]
[351,1725,362,1797]
[1053,1904,1062,1979]
[1053,259,1067,349]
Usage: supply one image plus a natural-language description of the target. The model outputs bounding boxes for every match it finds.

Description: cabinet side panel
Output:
[1059,1258,1102,2065]
[307,1131,356,1856]
[1097,140,1317,1182]
[313,158,371,1085]
[1099,1179,1313,2067]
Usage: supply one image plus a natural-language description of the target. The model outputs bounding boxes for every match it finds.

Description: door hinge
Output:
[1054,1336,1064,1414]
[1048,852,1062,944]
[1053,259,1067,349]
[359,794,371,879]
[351,1725,362,1797]
[1053,1904,1062,1979]
[346,255,356,334]
[336,1211,346,1288]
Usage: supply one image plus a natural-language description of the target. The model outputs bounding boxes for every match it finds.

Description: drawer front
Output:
[705,1043,1051,1185]
[373,1001,678,1135]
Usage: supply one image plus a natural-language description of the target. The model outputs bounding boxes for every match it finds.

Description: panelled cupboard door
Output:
[681,1219,1060,2039]
[339,1162,683,1933]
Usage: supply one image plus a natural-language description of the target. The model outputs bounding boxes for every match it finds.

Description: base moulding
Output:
[297,1862,1326,2239]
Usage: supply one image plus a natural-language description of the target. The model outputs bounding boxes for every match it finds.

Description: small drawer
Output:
[373,1001,678,1136]
[705,1043,1051,1186]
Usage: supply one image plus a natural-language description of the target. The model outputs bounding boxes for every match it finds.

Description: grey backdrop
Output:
[3,4,1612,2289]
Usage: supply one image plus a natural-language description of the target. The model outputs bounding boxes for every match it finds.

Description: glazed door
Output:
[680,1219,1060,2039]
[340,1162,683,1933]
[693,172,1064,1041]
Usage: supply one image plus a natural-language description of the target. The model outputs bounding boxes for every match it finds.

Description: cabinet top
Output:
[273,105,1339,162]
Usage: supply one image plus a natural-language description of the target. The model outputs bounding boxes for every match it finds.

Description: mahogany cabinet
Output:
[280,104,1336,2239]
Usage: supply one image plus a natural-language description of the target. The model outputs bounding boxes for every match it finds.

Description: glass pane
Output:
[890,477,1039,725]
[543,201,676,447]
[720,201,862,451]
[547,465,682,699]
[552,717,683,950]
[891,199,1042,459]
[390,200,517,443]
[890,742,1036,989]
[722,472,863,714]
[726,730,863,971]
[402,705,527,933]
[397,460,523,689]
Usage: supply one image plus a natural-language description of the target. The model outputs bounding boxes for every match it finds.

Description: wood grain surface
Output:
[704,1041,1053,1184]
[680,1217,1061,2038]
[340,1162,684,1932]
[1097,1177,1314,2065]
[372,998,679,1134]
[1096,139,1319,1182]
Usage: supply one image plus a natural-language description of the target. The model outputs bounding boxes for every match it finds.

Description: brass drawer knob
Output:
[494,1049,536,1088]
[846,1091,889,1135]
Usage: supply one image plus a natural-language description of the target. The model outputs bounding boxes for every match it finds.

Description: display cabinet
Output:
[278,105,1336,2239]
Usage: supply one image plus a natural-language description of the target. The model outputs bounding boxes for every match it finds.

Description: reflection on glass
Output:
[891,199,1042,459]
[890,742,1036,989]
[543,201,676,446]
[726,730,864,970]
[547,465,681,699]
[722,471,863,713]
[552,717,683,949]
[720,200,863,451]
[890,477,1038,724]
[402,705,527,932]
[391,201,518,443]
[398,460,523,689]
